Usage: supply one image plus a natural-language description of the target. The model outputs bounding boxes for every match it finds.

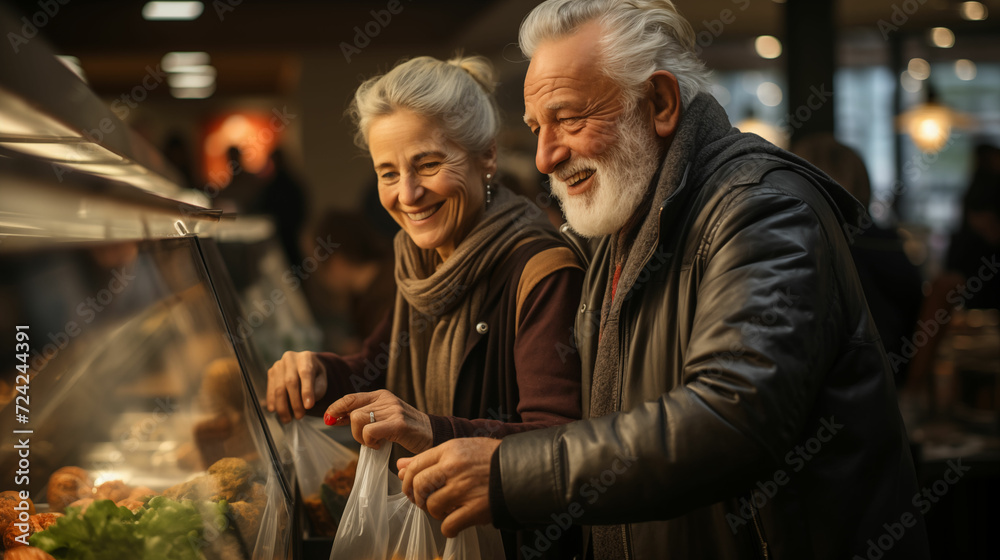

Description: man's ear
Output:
[648,71,682,139]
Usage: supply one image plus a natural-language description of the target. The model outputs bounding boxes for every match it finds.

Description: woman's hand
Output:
[266,351,329,422]
[325,389,434,453]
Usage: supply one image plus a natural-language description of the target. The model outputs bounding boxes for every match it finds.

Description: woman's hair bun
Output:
[448,54,496,95]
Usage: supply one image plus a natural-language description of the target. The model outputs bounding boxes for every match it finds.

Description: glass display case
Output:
[0,6,297,557]
[0,235,295,559]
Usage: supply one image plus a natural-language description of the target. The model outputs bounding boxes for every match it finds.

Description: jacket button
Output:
[476,322,489,334]
[580,304,587,313]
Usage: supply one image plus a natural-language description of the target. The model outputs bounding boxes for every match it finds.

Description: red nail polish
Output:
[324,413,335,425]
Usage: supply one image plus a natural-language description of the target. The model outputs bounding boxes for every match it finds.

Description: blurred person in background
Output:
[267,54,586,559]
[308,210,396,353]
[215,146,265,213]
[793,133,923,387]
[904,143,1000,400]
[257,149,308,266]
[162,131,196,189]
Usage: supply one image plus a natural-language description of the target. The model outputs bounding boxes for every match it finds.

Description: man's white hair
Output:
[519,0,712,110]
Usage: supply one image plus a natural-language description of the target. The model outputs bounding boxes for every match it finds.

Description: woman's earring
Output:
[485,173,493,207]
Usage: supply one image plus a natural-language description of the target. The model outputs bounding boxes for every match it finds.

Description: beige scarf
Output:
[387,186,554,416]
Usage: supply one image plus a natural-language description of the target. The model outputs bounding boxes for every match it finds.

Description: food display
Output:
[0,491,36,536]
[0,457,271,559]
[2,513,61,550]
[302,459,358,537]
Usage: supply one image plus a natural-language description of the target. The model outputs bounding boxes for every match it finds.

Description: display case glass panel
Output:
[0,236,292,559]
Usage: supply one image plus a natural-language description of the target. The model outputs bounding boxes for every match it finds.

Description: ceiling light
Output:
[960,2,988,21]
[930,27,955,48]
[907,58,931,80]
[167,72,216,89]
[955,59,977,81]
[162,52,210,72]
[171,85,215,99]
[754,36,782,59]
[142,2,204,21]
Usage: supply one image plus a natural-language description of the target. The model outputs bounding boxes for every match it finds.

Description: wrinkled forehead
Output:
[524,22,606,103]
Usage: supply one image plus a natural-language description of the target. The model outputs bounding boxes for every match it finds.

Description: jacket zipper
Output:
[749,495,770,560]
[621,522,632,560]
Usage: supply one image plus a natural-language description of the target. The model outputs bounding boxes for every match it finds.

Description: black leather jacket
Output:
[493,156,929,559]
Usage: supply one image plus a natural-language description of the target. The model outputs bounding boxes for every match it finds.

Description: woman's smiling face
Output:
[367,109,495,261]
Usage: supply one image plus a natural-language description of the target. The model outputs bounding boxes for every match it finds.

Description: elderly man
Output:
[399,1,929,558]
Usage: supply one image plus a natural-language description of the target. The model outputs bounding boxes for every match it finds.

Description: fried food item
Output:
[2,513,62,549]
[206,458,252,502]
[93,480,131,502]
[228,500,263,545]
[302,494,337,536]
[4,547,57,560]
[126,486,156,501]
[115,499,145,513]
[323,460,358,495]
[46,468,92,514]
[304,460,358,537]
[66,498,93,513]
[0,491,36,536]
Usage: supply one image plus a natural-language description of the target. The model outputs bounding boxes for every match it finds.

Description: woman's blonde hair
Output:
[348,54,500,155]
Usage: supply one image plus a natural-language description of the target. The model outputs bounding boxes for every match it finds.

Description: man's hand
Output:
[325,389,434,453]
[266,351,329,422]
[397,437,501,537]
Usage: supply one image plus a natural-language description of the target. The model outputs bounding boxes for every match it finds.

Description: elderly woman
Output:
[266,55,583,459]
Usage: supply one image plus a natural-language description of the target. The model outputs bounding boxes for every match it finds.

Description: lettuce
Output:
[29,497,231,560]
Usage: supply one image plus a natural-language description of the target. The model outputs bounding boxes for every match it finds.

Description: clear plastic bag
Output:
[288,419,359,537]
[387,499,440,560]
[442,526,505,560]
[328,443,393,560]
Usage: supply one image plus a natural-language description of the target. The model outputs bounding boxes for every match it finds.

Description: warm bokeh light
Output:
[930,27,955,48]
[897,103,973,154]
[955,59,977,81]
[900,71,922,93]
[711,84,732,107]
[735,117,787,148]
[202,113,282,185]
[907,58,931,80]
[756,82,783,107]
[754,35,782,59]
[162,52,210,72]
[142,1,204,21]
[960,1,988,21]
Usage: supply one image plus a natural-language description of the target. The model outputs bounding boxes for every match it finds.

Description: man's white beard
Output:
[548,107,661,238]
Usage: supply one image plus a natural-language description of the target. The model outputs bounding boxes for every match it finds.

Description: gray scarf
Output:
[386,185,553,416]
